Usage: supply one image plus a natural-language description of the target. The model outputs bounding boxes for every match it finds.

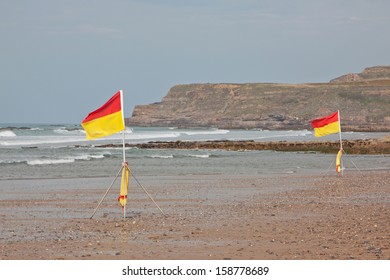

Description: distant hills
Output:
[126,66,390,131]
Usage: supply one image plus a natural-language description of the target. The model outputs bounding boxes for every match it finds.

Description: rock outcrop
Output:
[330,66,390,83]
[96,137,390,154]
[126,66,390,131]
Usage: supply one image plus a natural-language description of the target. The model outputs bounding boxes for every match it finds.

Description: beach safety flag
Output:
[81,90,125,140]
[310,111,340,137]
[118,162,130,208]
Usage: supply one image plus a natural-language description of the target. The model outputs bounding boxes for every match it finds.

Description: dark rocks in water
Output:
[95,138,390,155]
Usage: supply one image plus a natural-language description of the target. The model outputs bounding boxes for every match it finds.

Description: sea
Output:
[1,124,389,179]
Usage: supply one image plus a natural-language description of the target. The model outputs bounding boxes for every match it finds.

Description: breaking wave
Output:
[146,155,174,159]
[0,152,112,166]
[144,153,212,159]
[54,127,85,135]
[27,158,76,165]
[0,130,17,137]
[181,129,229,136]
[26,153,109,165]
[188,154,210,158]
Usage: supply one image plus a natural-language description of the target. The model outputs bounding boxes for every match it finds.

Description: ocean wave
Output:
[145,153,212,159]
[124,127,134,134]
[188,154,210,158]
[1,126,47,132]
[22,152,111,166]
[295,129,312,136]
[249,130,313,140]
[126,132,181,140]
[72,151,112,161]
[2,126,31,130]
[54,127,85,135]
[0,136,86,146]
[180,153,217,159]
[73,154,104,161]
[181,129,230,136]
[27,158,75,165]
[0,159,27,165]
[0,130,17,137]
[146,155,174,159]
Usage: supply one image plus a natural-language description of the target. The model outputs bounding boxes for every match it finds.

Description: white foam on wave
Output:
[73,154,106,161]
[54,127,85,135]
[181,129,229,136]
[146,155,174,159]
[126,132,181,140]
[124,127,134,134]
[0,136,86,146]
[27,158,75,165]
[249,130,313,141]
[0,130,17,137]
[294,130,312,136]
[188,154,210,158]
[26,152,110,165]
[0,159,26,165]
[145,153,210,159]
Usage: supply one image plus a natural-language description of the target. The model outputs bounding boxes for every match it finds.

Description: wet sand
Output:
[0,171,389,260]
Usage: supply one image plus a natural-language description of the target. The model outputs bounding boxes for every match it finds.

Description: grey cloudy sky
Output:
[1,0,389,124]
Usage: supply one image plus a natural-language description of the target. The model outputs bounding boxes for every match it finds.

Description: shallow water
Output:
[1,124,389,179]
[1,147,389,180]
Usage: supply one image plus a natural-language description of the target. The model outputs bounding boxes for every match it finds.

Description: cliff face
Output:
[330,66,390,83]
[126,66,390,131]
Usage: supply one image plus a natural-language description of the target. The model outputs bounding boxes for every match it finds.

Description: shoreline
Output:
[95,137,390,154]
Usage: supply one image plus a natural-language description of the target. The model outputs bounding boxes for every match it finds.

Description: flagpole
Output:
[120,90,126,164]
[122,129,126,163]
[338,110,343,151]
[83,90,130,220]
[120,90,127,220]
[337,110,343,176]
[122,137,126,221]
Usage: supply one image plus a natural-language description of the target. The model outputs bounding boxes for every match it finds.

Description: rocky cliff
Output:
[126,66,390,131]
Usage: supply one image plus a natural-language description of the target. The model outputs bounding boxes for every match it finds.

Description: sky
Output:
[1,0,390,124]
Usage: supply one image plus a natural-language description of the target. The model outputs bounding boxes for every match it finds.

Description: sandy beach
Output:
[1,170,389,260]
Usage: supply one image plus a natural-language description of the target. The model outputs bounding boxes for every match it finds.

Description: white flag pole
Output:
[120,90,126,163]
[120,90,127,220]
[122,130,126,163]
[338,110,343,151]
[122,130,126,221]
[337,110,344,175]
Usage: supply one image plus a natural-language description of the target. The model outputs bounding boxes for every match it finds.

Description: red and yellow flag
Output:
[310,111,340,137]
[81,91,125,140]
